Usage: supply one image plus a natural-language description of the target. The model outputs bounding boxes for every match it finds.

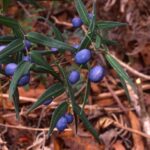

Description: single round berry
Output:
[88,65,105,83]
[5,63,17,76]
[51,47,58,52]
[22,55,31,62]
[43,99,53,105]
[68,70,80,84]
[0,45,7,52]
[65,113,73,124]
[56,116,67,132]
[88,13,93,19]
[23,40,31,51]
[75,49,91,65]
[18,74,30,86]
[72,17,83,28]
[73,44,80,49]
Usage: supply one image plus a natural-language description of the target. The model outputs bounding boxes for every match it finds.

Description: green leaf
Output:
[35,16,63,41]
[26,0,41,7]
[96,21,127,30]
[0,36,16,43]
[58,65,76,107]
[9,61,32,100]
[0,16,24,38]
[74,0,90,25]
[2,0,11,12]
[105,54,137,93]
[95,35,101,49]
[119,76,131,102]
[80,79,90,114]
[12,88,20,119]
[79,1,96,49]
[74,103,99,142]
[26,32,76,52]
[31,64,51,73]
[101,37,119,46]
[0,39,24,63]
[27,83,65,114]
[48,101,68,136]
[30,51,62,81]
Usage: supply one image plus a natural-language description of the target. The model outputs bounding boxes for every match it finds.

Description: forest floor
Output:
[0,0,150,150]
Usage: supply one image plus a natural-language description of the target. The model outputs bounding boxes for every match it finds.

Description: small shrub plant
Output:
[0,0,136,142]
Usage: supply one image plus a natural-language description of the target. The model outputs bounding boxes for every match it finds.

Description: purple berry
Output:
[73,44,80,49]
[72,17,83,28]
[56,116,67,132]
[51,47,58,52]
[88,65,105,83]
[18,74,30,86]
[43,99,53,105]
[75,49,91,65]
[22,55,31,62]
[23,40,31,51]
[5,63,17,76]
[68,70,80,84]
[0,45,7,52]
[88,13,93,19]
[65,113,73,124]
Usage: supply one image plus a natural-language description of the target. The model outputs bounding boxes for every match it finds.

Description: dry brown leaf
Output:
[128,111,145,150]
[112,140,126,150]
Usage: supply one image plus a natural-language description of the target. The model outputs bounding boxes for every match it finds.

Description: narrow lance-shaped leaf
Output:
[30,51,62,81]
[74,0,90,25]
[0,16,24,38]
[27,82,65,114]
[57,64,78,133]
[95,35,101,49]
[35,16,63,41]
[9,61,33,100]
[58,65,76,107]
[79,1,96,49]
[26,32,76,52]
[12,88,20,119]
[105,54,137,93]
[25,0,41,7]
[80,79,90,114]
[96,21,127,30]
[0,36,16,43]
[0,39,24,63]
[48,102,68,136]
[119,76,131,102]
[2,0,11,12]
[74,103,99,142]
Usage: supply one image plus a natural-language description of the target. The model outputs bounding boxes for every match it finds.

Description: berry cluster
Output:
[0,40,31,86]
[56,113,74,132]
[68,48,105,84]
[71,13,93,28]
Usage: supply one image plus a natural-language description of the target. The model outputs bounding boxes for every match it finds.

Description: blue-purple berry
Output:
[65,113,73,124]
[23,40,31,51]
[5,63,17,76]
[56,116,67,132]
[0,45,7,52]
[88,13,93,19]
[75,49,91,65]
[22,55,31,62]
[51,47,58,52]
[72,17,83,28]
[88,65,105,83]
[68,70,80,84]
[18,74,30,86]
[43,99,53,105]
[73,44,80,49]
